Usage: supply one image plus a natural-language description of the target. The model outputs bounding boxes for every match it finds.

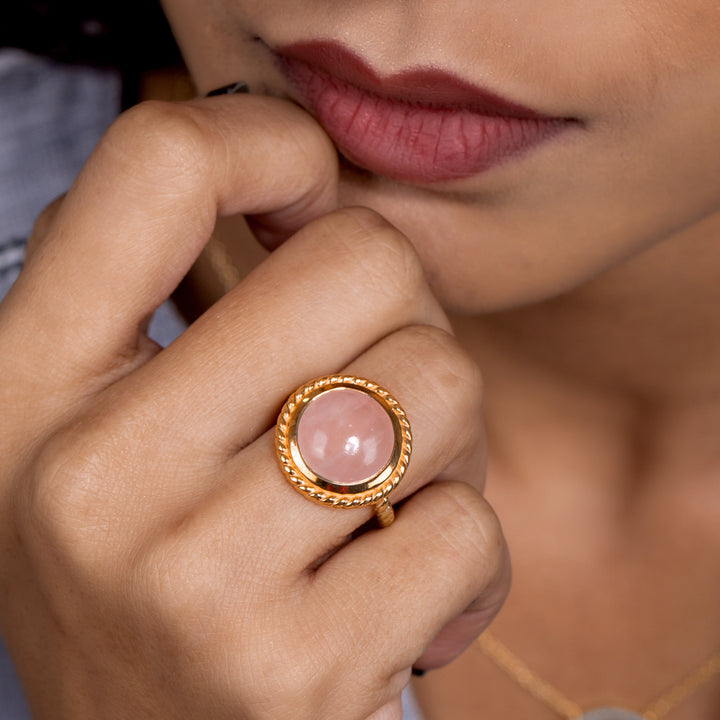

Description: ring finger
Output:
[172,322,486,574]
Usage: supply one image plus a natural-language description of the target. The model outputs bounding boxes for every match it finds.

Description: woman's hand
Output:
[0,95,510,720]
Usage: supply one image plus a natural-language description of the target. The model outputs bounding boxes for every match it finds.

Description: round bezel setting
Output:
[275,375,411,508]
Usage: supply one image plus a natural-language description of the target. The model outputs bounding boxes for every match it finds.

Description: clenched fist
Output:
[0,95,510,720]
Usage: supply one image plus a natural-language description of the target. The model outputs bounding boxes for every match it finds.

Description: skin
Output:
[165,0,720,311]
[162,1,720,717]
[0,90,508,720]
[0,1,719,720]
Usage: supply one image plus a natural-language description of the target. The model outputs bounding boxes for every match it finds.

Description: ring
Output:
[275,375,412,528]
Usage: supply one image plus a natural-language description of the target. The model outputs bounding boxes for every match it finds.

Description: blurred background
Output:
[1,0,183,105]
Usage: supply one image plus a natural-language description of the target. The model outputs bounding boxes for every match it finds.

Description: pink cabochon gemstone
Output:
[296,388,395,486]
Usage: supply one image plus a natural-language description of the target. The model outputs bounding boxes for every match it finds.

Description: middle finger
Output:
[121,207,450,463]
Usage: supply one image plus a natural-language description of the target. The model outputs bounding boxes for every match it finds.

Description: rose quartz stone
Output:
[297,388,394,486]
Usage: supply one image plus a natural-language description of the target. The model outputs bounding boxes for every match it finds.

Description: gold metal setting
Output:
[275,375,411,527]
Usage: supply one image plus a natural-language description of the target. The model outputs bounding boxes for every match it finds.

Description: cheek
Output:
[339,84,720,317]
[478,1,720,115]
[160,0,261,89]
[342,5,720,313]
[627,2,720,67]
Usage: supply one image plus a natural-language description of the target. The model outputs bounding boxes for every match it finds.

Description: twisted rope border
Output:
[275,375,412,508]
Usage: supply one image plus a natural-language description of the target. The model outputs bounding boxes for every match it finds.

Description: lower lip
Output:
[280,58,571,184]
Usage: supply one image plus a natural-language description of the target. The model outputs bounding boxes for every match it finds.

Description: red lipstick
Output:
[275,41,576,184]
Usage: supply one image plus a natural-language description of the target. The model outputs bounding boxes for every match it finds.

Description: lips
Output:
[275,41,576,184]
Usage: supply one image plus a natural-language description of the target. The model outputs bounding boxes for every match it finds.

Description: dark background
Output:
[2,1,182,70]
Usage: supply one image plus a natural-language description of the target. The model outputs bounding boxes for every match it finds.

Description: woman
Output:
[1,0,719,718]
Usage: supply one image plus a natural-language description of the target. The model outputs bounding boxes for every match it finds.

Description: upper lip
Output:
[273,40,562,120]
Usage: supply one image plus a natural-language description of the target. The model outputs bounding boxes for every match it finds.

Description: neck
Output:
[452,211,720,513]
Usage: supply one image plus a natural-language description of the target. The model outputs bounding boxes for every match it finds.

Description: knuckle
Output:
[135,531,351,719]
[423,482,505,585]
[395,324,484,446]
[22,425,122,572]
[398,325,483,403]
[134,522,277,665]
[99,100,211,192]
[137,531,225,628]
[133,541,290,715]
[310,207,426,309]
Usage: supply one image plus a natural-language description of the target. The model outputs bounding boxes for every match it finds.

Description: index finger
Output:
[4,95,338,378]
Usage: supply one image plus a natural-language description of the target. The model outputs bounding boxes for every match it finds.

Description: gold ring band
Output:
[275,375,411,527]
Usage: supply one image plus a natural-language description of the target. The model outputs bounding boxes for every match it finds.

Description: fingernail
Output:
[411,668,427,678]
[206,81,250,97]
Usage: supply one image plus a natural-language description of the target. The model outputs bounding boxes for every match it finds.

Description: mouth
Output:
[274,41,579,185]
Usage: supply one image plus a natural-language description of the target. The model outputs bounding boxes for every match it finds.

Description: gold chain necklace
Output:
[203,234,720,719]
[477,631,720,720]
